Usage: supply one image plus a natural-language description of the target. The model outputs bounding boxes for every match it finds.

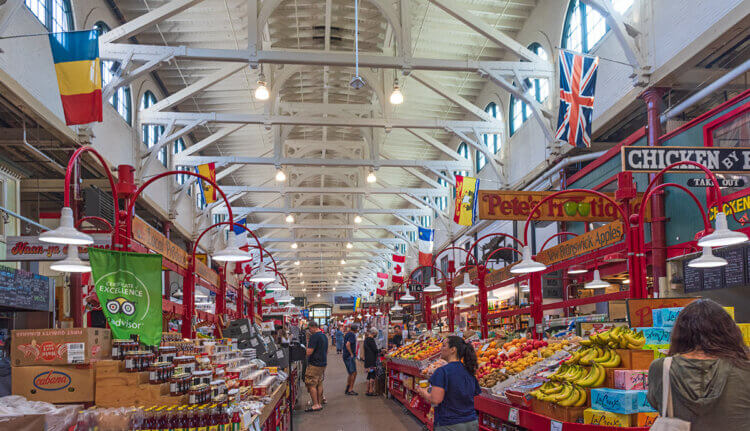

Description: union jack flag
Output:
[555,50,599,148]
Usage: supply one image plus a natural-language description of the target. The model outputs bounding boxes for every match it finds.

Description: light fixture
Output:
[622,278,630,284]
[698,212,749,247]
[39,207,94,245]
[400,289,415,301]
[455,273,478,293]
[354,215,362,224]
[510,245,547,274]
[568,264,587,274]
[294,260,300,266]
[302,288,306,291]
[50,246,91,273]
[337,272,342,276]
[389,80,404,105]
[357,313,362,319]
[334,280,339,284]
[265,281,285,292]
[366,169,377,183]
[291,243,298,249]
[365,313,371,318]
[299,272,303,276]
[340,259,346,265]
[275,168,286,182]
[333,287,336,291]
[391,301,403,312]
[213,234,252,262]
[688,246,728,268]
[346,242,353,249]
[317,293,321,298]
[277,293,294,303]
[285,214,294,223]
[255,75,270,101]
[375,310,383,316]
[423,276,441,293]
[603,252,627,263]
[585,269,610,289]
[249,267,276,283]
[300,280,305,285]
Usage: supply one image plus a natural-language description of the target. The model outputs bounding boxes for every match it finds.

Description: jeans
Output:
[343,356,357,374]
[434,420,479,431]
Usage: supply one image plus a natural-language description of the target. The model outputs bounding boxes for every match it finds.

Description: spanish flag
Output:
[196,163,217,204]
[454,175,479,226]
[48,30,102,125]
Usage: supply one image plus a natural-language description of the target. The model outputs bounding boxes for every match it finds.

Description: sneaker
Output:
[346,391,359,396]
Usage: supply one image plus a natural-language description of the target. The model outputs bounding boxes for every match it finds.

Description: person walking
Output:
[415,336,480,430]
[364,327,379,396]
[343,324,359,395]
[646,299,750,430]
[335,326,344,354]
[304,321,328,412]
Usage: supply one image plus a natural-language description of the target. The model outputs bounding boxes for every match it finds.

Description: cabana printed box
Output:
[583,408,632,427]
[614,369,648,390]
[636,390,657,412]
[651,308,683,327]
[590,388,640,414]
[635,327,672,345]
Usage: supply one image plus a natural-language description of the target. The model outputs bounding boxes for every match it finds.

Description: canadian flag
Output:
[392,254,405,283]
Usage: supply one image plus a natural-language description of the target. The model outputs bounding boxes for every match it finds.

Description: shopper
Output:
[335,326,344,354]
[343,324,358,395]
[364,327,379,396]
[392,325,403,348]
[304,321,328,412]
[646,299,750,430]
[416,336,480,430]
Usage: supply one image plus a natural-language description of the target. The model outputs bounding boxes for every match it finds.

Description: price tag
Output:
[508,407,519,424]
[550,420,563,431]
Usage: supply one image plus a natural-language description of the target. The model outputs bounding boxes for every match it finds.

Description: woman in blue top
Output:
[335,327,344,354]
[416,336,480,430]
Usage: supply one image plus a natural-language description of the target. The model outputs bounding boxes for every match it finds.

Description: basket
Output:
[505,390,532,409]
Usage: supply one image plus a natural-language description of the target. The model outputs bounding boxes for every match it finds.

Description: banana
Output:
[553,383,574,401]
[580,339,593,347]
[545,383,564,394]
[623,332,645,347]
[574,366,598,387]
[565,351,581,365]
[627,342,644,349]
[557,385,581,406]
[573,386,587,407]
[593,363,607,386]
[598,331,611,343]
[579,348,598,365]
[593,348,613,363]
[600,351,622,368]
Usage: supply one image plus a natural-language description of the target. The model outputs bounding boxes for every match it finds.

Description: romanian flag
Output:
[48,30,102,125]
[196,163,217,204]
[454,175,479,226]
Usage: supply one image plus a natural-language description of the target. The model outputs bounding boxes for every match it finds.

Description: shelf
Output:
[475,395,650,431]
[391,388,433,431]
[387,361,423,377]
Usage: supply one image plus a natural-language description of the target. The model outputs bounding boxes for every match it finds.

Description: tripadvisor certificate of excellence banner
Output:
[88,249,162,346]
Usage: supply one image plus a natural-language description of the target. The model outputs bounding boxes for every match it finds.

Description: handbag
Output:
[650,357,691,430]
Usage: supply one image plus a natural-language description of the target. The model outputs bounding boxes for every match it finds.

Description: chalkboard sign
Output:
[702,267,724,290]
[719,247,746,287]
[682,260,703,292]
[0,265,52,311]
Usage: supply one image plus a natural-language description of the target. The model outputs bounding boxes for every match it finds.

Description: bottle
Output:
[187,406,198,431]
[207,404,219,431]
[142,407,156,431]
[230,403,241,431]
[218,404,230,431]
[197,405,208,431]
[174,406,186,431]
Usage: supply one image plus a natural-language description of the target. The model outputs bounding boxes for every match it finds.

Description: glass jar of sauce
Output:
[173,356,197,375]
[170,372,191,396]
[158,345,178,363]
[149,361,175,384]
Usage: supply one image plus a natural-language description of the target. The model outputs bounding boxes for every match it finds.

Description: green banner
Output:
[88,249,163,346]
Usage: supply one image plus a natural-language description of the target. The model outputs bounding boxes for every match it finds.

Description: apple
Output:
[578,201,591,216]
[563,201,579,216]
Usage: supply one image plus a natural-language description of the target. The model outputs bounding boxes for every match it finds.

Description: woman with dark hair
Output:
[646,299,750,429]
[416,336,480,430]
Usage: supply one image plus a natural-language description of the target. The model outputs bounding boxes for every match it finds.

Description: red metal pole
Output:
[447,259,456,332]
[248,284,255,323]
[162,221,171,301]
[477,265,489,339]
[424,294,432,331]
[641,88,668,297]
[182,260,195,338]
[529,272,543,339]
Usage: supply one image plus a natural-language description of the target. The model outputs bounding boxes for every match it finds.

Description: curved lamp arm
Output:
[407,265,449,284]
[75,216,113,232]
[637,182,711,243]
[539,232,578,252]
[643,160,723,209]
[434,246,473,270]
[191,221,264,263]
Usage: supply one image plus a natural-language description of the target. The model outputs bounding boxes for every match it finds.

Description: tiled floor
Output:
[292,346,424,431]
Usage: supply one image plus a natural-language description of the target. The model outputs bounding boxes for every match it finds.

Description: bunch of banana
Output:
[573,362,606,387]
[569,346,622,367]
[586,327,646,349]
[551,364,585,382]
[529,381,587,407]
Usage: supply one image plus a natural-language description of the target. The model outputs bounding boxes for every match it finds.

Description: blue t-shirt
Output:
[428,361,480,426]
[308,331,328,367]
[342,332,357,359]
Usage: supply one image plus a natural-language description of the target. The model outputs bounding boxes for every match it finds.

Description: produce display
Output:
[421,359,447,378]
[476,338,574,378]
[477,368,509,388]
[529,381,588,407]
[549,363,606,387]
[581,327,646,350]
[387,338,441,361]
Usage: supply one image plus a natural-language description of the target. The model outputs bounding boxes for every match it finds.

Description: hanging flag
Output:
[376,286,387,296]
[48,30,102,125]
[555,50,599,148]
[232,217,247,235]
[417,227,434,266]
[196,163,218,204]
[454,175,479,226]
[88,249,162,346]
[392,254,406,284]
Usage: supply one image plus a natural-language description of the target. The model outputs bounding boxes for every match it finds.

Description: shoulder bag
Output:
[650,356,691,430]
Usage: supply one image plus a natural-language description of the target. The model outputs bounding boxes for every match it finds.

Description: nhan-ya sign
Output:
[622,146,750,173]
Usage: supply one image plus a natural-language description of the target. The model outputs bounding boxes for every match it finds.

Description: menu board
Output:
[683,245,749,292]
[0,265,52,311]
[702,267,724,290]
[719,247,746,287]
[682,260,703,292]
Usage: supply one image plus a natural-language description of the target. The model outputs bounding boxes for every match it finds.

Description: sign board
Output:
[543,271,563,298]
[687,177,747,188]
[262,306,301,316]
[0,265,53,311]
[621,146,750,173]
[334,296,356,305]
[5,235,111,261]
[626,298,699,327]
[536,221,624,266]
[478,190,649,222]
[708,192,750,221]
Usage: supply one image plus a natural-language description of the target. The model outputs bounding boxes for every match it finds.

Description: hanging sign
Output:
[621,146,750,173]
[5,235,111,261]
[478,190,648,222]
[687,177,747,188]
[708,192,750,221]
[535,221,624,266]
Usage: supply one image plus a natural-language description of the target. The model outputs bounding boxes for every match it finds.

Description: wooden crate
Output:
[94,361,187,407]
[547,403,586,423]
[616,349,654,370]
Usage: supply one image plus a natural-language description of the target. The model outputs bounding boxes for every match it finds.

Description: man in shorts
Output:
[304,321,327,412]
[343,324,358,395]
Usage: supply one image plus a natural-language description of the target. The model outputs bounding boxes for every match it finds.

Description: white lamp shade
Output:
[265,281,285,291]
[567,264,587,274]
[510,245,546,274]
[50,246,91,273]
[697,212,749,247]
[423,277,442,293]
[277,293,294,303]
[250,267,277,283]
[255,83,270,100]
[400,289,415,301]
[390,302,403,312]
[375,310,383,316]
[39,207,94,245]
[688,246,728,268]
[455,273,478,292]
[213,234,252,262]
[585,269,610,289]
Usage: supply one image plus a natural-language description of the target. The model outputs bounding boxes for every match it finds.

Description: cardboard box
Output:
[614,369,648,390]
[591,388,640,414]
[11,328,111,366]
[637,412,659,426]
[12,364,95,403]
[635,327,672,345]
[723,307,735,320]
[636,389,657,412]
[583,408,633,427]
[651,308,682,327]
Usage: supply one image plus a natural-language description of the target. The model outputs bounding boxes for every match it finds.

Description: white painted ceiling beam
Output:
[219,185,449,197]
[145,63,247,112]
[219,207,430,216]
[260,238,403,244]
[410,72,495,122]
[98,0,207,44]
[245,223,415,231]
[175,155,470,171]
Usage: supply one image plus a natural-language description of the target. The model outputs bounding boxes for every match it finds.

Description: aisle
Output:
[293,346,424,431]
